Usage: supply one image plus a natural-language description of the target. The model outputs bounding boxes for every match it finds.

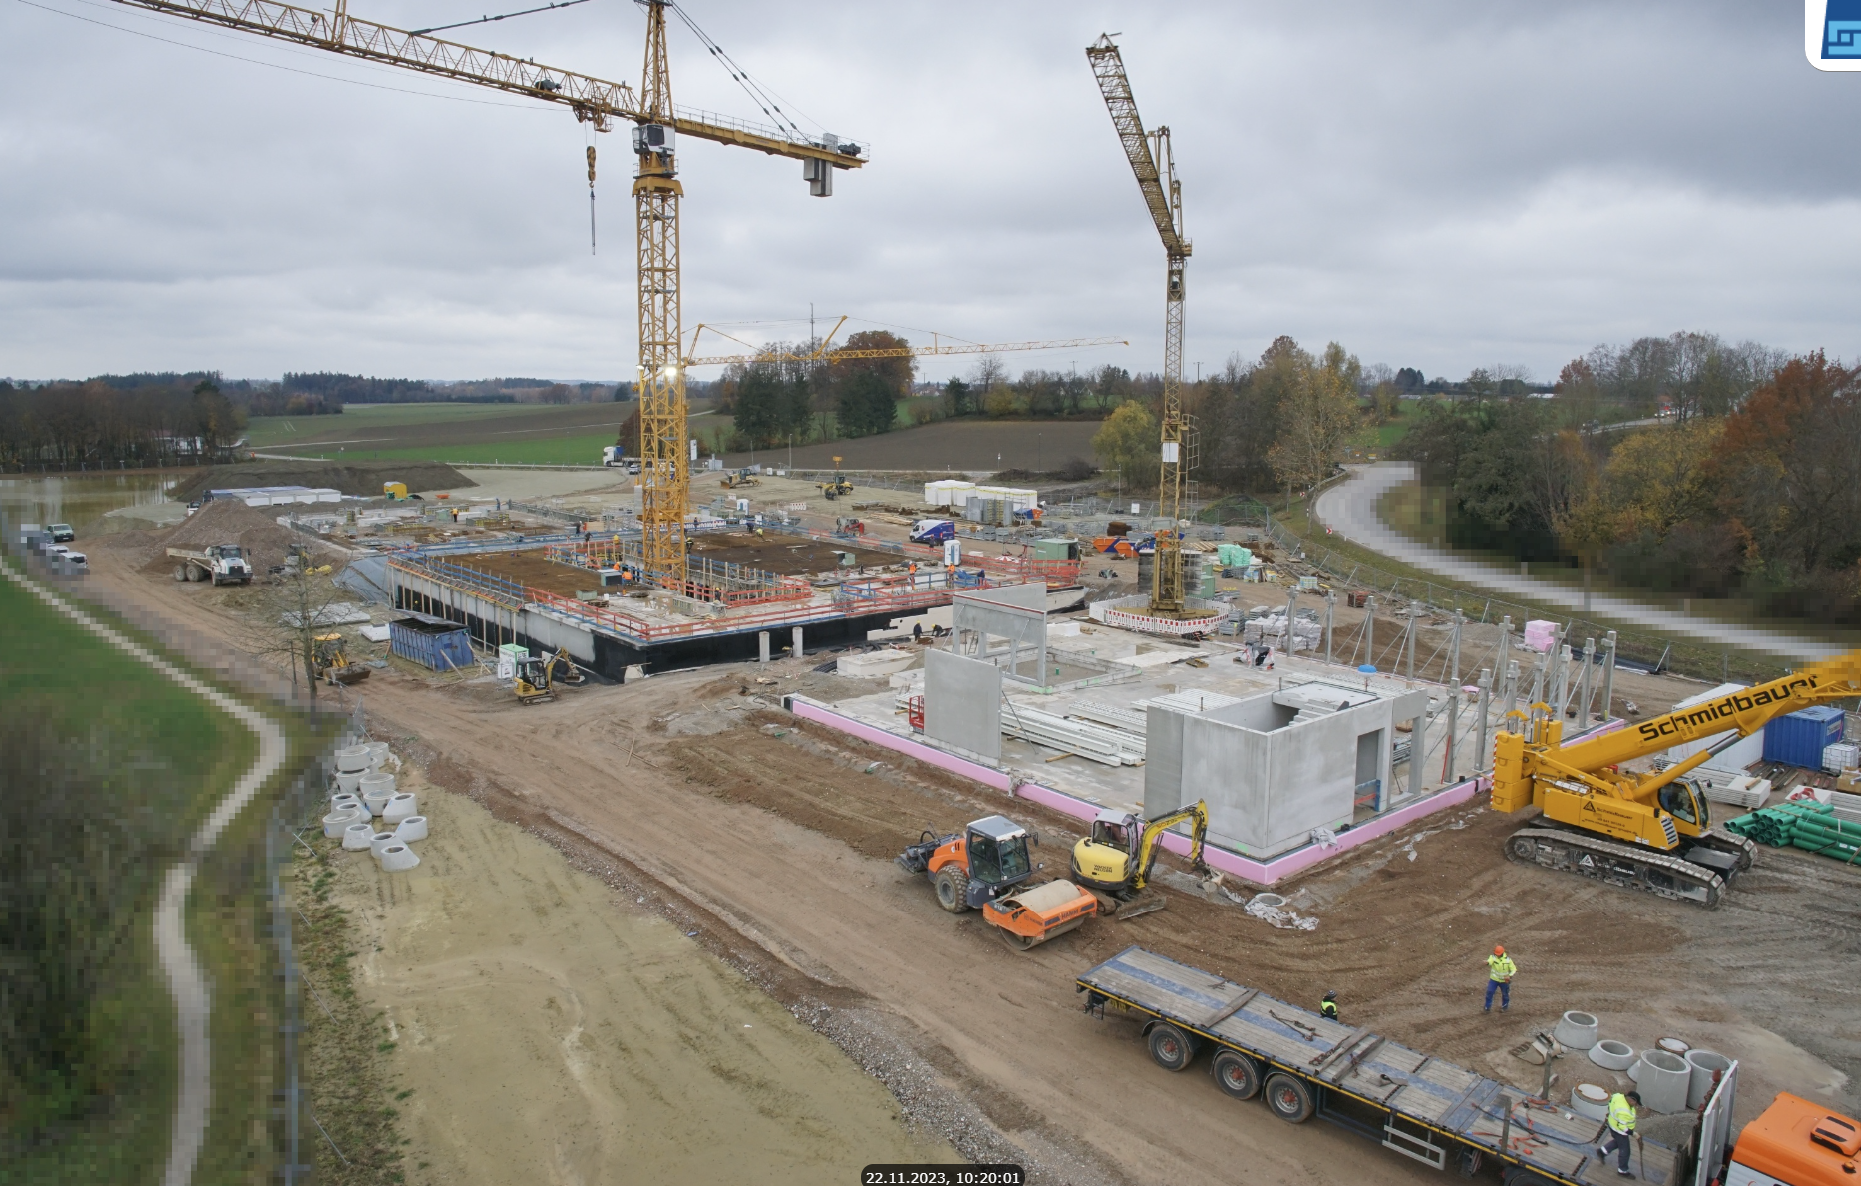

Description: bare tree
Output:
[239,554,358,708]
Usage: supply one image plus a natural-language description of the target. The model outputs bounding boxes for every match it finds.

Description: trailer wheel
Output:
[1263,1072,1314,1124]
[1146,1024,1196,1072]
[934,867,970,914]
[1211,1050,1262,1100]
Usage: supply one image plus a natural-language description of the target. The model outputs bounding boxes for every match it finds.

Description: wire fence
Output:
[1188,496,1810,688]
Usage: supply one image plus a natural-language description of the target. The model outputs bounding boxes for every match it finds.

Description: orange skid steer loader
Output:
[896,815,1098,951]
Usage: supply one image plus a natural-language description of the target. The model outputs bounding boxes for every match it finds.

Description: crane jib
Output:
[1635,674,1822,743]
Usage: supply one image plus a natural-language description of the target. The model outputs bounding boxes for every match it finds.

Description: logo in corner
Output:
[1810,0,1861,69]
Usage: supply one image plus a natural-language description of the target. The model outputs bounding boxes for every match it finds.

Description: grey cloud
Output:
[1,0,1857,384]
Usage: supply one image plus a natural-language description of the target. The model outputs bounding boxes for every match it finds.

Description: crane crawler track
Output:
[1505,827,1725,908]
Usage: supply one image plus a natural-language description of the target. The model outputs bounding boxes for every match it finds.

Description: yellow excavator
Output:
[311,633,369,686]
[817,456,853,501]
[1492,648,1861,906]
[1071,800,1213,914]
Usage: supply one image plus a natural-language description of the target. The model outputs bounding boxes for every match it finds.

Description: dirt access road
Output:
[90,550,1861,1185]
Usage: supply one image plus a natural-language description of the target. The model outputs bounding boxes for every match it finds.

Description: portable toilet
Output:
[497,642,530,680]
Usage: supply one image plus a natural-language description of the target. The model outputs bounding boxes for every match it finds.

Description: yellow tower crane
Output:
[1086,33,1192,616]
[100,0,867,590]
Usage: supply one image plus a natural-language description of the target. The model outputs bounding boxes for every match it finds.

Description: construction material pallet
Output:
[1076,946,1688,1185]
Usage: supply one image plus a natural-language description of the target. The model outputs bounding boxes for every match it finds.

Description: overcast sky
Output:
[2,0,1857,385]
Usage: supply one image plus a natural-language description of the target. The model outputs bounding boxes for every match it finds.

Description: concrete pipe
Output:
[369,831,399,859]
[394,816,428,843]
[1686,1050,1732,1109]
[1656,1036,1691,1057]
[1634,1049,1691,1114]
[1555,1011,1599,1051]
[335,745,371,773]
[1571,1083,1611,1121]
[378,844,420,873]
[382,793,417,825]
[330,790,361,811]
[342,822,375,851]
[335,769,364,794]
[1251,894,1287,909]
[363,741,391,771]
[1589,1040,1636,1071]
[322,809,363,838]
[358,771,396,799]
[362,789,393,817]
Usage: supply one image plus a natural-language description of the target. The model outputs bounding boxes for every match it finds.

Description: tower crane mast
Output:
[101,0,868,590]
[1087,33,1191,616]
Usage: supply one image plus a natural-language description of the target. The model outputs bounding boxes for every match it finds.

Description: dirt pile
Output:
[168,460,472,502]
[133,499,304,575]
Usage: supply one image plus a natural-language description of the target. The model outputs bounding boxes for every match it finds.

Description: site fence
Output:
[1189,494,1810,688]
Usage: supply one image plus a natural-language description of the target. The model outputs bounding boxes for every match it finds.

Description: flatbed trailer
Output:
[1077,946,1693,1185]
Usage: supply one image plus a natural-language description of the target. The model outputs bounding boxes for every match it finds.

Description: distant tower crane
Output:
[101,0,868,589]
[1087,34,1192,616]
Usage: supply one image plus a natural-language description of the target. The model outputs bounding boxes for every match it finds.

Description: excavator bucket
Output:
[983,879,1098,951]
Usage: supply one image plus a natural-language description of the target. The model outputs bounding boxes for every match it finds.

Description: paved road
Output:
[0,556,288,1186]
[1312,463,1843,663]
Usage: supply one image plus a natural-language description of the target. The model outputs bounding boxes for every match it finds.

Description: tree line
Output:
[1395,332,1861,622]
[0,378,245,471]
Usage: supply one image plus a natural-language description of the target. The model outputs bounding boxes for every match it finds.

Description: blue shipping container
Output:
[1761,705,1844,769]
[389,615,476,672]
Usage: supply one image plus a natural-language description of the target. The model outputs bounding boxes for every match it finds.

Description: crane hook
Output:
[586,144,597,255]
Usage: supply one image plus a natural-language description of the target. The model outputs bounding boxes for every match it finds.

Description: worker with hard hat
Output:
[1320,991,1339,1021]
[1598,1090,1641,1177]
[1483,945,1518,1012]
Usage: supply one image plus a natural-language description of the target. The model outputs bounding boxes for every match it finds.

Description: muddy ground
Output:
[720,419,1104,474]
[311,763,952,1185]
[169,460,472,500]
[85,549,1861,1186]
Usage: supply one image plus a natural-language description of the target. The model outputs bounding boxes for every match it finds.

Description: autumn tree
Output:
[1267,341,1361,497]
[1091,400,1159,490]
[1706,352,1861,582]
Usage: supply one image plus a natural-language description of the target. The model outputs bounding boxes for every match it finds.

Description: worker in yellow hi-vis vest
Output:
[1598,1090,1640,1177]
[1484,945,1517,1012]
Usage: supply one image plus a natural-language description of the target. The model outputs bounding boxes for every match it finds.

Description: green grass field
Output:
[0,572,333,1184]
[271,432,619,466]
[246,402,560,447]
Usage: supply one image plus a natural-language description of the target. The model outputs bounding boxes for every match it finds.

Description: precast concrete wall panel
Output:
[925,649,1002,761]
[1144,705,1186,817]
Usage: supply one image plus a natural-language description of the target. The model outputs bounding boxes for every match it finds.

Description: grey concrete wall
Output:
[925,649,1001,761]
[1158,691,1398,858]
[1144,705,1186,818]
[520,610,598,663]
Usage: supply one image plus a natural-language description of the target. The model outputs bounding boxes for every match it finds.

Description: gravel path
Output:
[0,555,288,1186]
[1312,462,1842,662]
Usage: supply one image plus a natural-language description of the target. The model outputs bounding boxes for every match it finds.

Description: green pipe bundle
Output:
[1724,802,1861,862]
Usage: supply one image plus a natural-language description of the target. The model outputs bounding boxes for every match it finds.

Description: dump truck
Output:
[1076,945,1735,1185]
[168,544,253,585]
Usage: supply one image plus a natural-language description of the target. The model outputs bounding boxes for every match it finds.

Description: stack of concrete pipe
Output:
[323,741,428,871]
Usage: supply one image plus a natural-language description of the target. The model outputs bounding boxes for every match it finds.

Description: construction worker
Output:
[1320,991,1339,1021]
[1484,945,1517,1012]
[1598,1090,1641,1177]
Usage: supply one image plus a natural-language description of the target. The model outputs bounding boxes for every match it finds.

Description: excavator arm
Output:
[1132,800,1209,890]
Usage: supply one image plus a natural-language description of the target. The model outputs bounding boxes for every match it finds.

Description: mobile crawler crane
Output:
[1491,649,1861,906]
